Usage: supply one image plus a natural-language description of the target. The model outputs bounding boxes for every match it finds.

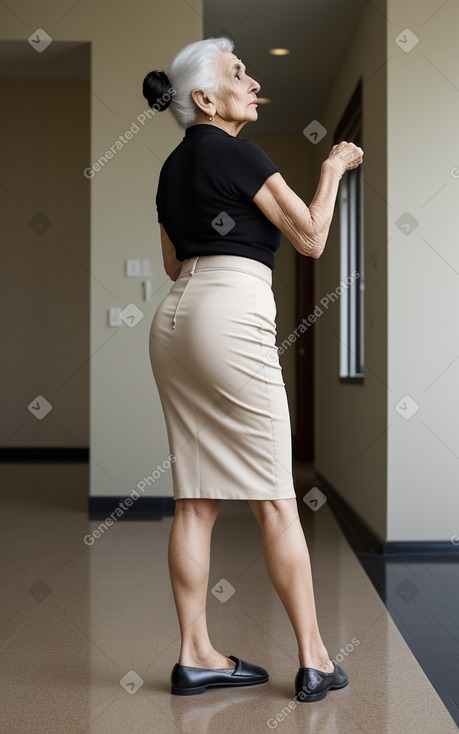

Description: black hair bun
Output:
[142,70,173,111]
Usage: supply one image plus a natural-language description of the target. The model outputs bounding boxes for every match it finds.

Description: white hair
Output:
[167,37,235,129]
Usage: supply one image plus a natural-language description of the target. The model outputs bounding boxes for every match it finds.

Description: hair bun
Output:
[142,70,173,111]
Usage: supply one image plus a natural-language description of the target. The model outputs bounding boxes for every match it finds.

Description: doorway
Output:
[0,41,90,459]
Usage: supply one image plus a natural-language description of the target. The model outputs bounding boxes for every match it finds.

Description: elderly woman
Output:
[142,36,363,702]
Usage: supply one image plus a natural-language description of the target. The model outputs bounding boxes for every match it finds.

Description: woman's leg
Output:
[248,497,334,673]
[168,497,236,669]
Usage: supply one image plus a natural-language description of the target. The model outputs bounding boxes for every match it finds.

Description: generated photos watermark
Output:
[211,578,236,603]
[83,454,175,545]
[120,670,144,694]
[303,486,327,511]
[84,89,176,179]
[267,638,359,727]
[267,270,360,362]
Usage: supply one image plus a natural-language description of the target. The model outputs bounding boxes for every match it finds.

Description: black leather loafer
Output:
[294,660,349,702]
[171,655,269,695]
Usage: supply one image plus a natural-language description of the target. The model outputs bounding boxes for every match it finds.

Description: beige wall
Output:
[313,0,388,539]
[315,0,459,543]
[0,78,90,447]
[386,0,459,541]
[0,0,203,499]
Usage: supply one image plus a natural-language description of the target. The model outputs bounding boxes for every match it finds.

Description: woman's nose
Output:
[249,77,261,95]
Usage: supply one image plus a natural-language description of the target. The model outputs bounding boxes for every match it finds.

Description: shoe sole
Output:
[295,678,349,702]
[171,674,269,696]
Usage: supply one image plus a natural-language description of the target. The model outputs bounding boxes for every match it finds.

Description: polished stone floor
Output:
[359,551,459,726]
[0,462,457,733]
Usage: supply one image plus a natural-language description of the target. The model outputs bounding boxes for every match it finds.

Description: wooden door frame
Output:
[293,251,315,461]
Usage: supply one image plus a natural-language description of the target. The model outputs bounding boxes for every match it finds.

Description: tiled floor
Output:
[359,552,459,725]
[0,462,457,733]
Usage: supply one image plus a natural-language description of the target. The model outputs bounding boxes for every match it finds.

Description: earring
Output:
[208,116,213,121]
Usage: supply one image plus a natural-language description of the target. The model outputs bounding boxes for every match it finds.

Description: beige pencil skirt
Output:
[149,254,296,501]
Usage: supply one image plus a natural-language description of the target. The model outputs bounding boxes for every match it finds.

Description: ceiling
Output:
[203,0,366,134]
[0,0,366,136]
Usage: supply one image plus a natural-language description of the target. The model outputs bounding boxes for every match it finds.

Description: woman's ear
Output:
[192,89,215,118]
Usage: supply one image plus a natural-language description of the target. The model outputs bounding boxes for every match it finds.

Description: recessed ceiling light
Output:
[256,97,271,104]
[269,48,290,56]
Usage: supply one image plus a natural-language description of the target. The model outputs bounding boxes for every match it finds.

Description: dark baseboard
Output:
[314,472,459,557]
[314,471,384,554]
[382,541,459,557]
[0,447,89,462]
[88,495,175,520]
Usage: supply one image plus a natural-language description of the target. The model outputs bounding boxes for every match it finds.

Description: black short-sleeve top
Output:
[156,124,281,269]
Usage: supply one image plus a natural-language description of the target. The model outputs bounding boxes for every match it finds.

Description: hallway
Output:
[0,462,456,733]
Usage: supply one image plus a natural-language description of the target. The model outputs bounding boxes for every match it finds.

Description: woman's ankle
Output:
[178,648,234,669]
[298,645,333,672]
[179,642,215,665]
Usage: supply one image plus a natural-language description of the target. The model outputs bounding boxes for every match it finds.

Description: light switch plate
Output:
[108,307,122,327]
[126,259,141,276]
[142,259,152,276]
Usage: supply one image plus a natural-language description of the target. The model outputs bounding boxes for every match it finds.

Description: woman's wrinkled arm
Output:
[160,224,182,280]
[253,141,363,259]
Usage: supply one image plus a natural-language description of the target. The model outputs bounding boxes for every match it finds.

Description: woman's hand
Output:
[325,141,364,178]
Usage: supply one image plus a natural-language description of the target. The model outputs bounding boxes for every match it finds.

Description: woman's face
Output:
[211,51,261,126]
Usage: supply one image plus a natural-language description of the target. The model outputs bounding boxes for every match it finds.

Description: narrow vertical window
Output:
[335,81,364,382]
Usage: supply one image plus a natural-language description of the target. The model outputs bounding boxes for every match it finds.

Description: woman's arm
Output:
[253,141,364,259]
[160,224,182,281]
